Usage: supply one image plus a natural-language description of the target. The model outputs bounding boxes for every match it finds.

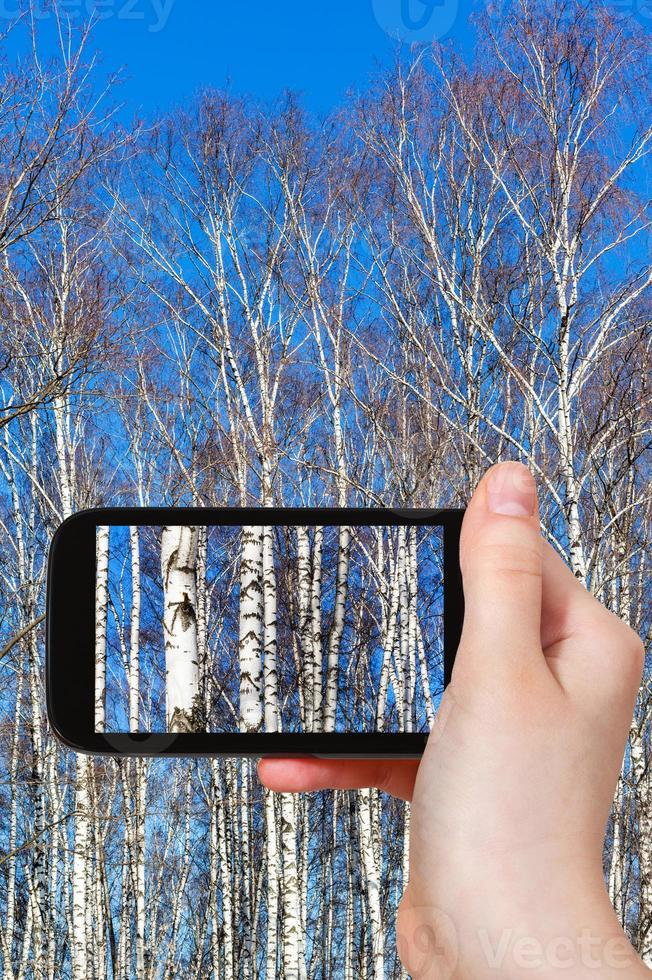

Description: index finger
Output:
[257,757,420,802]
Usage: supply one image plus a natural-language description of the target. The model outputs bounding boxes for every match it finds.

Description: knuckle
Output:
[373,765,394,794]
[461,541,542,581]
[622,628,645,674]
[597,614,646,684]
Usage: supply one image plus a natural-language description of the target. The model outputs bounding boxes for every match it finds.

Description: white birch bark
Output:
[263,524,280,733]
[259,523,306,978]
[92,782,107,980]
[24,622,47,980]
[609,773,626,924]
[237,760,253,980]
[407,528,420,723]
[358,788,385,979]
[296,527,313,728]
[238,526,264,732]
[207,766,220,980]
[344,823,355,980]
[116,836,129,980]
[196,525,209,724]
[71,757,90,980]
[557,325,587,582]
[398,526,412,733]
[323,525,350,733]
[131,542,146,980]
[280,794,307,980]
[265,792,280,979]
[54,384,92,980]
[134,759,147,980]
[310,526,324,731]
[129,527,141,732]
[95,525,109,732]
[214,760,235,979]
[632,726,652,963]
[377,546,400,731]
[161,526,200,732]
[1,659,23,980]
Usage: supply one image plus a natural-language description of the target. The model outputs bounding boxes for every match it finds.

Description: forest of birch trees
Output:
[98,522,445,737]
[0,0,650,976]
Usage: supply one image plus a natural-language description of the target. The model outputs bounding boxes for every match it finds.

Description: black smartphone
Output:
[46,507,464,756]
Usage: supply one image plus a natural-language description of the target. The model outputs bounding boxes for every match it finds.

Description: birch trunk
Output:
[557,377,587,582]
[95,525,109,732]
[263,525,280,733]
[214,761,235,979]
[280,794,307,980]
[344,817,355,980]
[26,623,48,980]
[296,527,313,728]
[310,527,324,731]
[196,525,209,723]
[632,725,652,962]
[609,773,626,924]
[208,773,220,980]
[72,757,91,980]
[377,547,400,731]
[2,660,23,979]
[358,788,385,979]
[129,527,141,732]
[265,792,280,979]
[131,558,146,980]
[398,526,412,733]
[53,387,93,980]
[238,526,264,732]
[161,526,201,732]
[323,525,350,733]
[134,759,146,980]
[239,762,254,980]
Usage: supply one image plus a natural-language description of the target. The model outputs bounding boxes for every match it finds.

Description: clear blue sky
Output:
[10,0,480,117]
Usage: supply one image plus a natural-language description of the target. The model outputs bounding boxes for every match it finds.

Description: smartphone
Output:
[46,507,464,756]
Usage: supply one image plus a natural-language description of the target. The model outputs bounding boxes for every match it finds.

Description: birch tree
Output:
[161,526,202,733]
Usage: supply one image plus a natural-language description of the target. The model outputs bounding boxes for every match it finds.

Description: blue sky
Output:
[5,1,647,121]
[7,0,479,117]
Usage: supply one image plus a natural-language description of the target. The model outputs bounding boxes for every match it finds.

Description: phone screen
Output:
[96,524,445,735]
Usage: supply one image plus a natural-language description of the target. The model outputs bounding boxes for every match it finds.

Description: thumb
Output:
[455,462,544,682]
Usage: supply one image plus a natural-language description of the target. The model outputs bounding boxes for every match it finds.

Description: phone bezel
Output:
[46,506,464,757]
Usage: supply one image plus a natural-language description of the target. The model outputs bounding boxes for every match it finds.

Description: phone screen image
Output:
[96,524,445,736]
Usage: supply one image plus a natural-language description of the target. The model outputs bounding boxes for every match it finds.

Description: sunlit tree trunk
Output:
[129,527,141,732]
[129,533,146,980]
[161,525,200,732]
[215,761,235,979]
[265,792,280,979]
[53,387,92,980]
[323,525,350,734]
[296,527,313,728]
[238,526,264,733]
[358,788,385,979]
[95,525,109,732]
[263,525,279,733]
[310,527,324,731]
[1,658,23,980]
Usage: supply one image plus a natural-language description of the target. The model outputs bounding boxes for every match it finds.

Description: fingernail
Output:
[486,464,535,517]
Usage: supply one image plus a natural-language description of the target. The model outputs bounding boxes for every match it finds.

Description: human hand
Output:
[259,462,648,978]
